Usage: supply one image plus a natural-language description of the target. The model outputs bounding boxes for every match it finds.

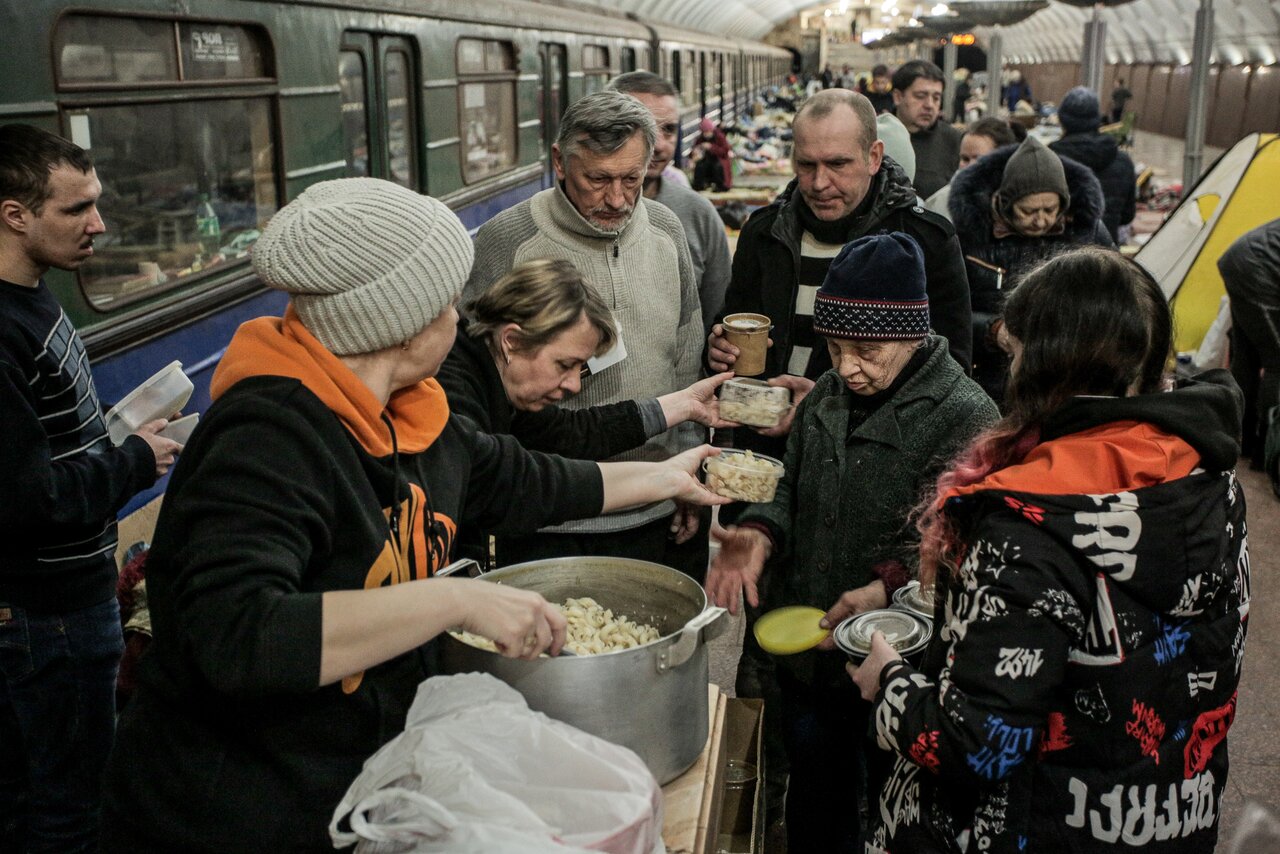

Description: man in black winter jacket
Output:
[1050,86,1137,244]
[709,89,972,412]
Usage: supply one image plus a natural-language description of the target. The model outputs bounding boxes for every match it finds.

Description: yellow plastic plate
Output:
[753,606,830,655]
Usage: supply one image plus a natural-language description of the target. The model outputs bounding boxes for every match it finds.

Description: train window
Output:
[383,49,415,188]
[339,51,370,177]
[56,16,269,85]
[583,45,611,95]
[53,13,278,311]
[56,16,177,84]
[621,47,636,74]
[457,39,517,183]
[680,51,697,103]
[70,98,277,310]
[178,23,270,81]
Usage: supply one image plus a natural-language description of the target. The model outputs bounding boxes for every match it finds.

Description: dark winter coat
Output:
[866,372,1248,853]
[737,336,998,689]
[950,144,1114,316]
[910,119,964,200]
[1051,132,1138,243]
[720,157,973,376]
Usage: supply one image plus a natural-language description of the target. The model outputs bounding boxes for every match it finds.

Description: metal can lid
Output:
[834,609,931,657]
[892,581,936,618]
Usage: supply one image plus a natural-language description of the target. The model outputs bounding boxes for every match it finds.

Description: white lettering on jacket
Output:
[1064,771,1217,845]
[995,647,1044,680]
[1072,492,1141,581]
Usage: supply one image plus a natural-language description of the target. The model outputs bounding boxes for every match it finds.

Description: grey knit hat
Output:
[252,178,474,355]
[996,135,1070,211]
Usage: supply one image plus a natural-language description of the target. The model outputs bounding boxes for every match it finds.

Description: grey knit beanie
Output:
[996,135,1070,211]
[252,178,474,355]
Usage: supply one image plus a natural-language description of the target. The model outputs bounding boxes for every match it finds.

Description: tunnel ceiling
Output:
[571,0,1280,66]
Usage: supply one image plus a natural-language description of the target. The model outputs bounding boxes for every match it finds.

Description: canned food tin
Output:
[719,377,792,428]
[892,580,936,619]
[833,609,932,664]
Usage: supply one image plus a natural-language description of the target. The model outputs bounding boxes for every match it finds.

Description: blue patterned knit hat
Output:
[812,233,930,340]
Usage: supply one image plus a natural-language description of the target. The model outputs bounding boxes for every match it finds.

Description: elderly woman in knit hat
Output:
[949,133,1112,399]
[706,233,998,854]
[102,178,727,852]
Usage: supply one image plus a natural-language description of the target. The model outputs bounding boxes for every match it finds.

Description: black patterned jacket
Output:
[867,373,1249,853]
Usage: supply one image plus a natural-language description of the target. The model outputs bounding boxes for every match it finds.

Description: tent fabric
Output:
[1135,133,1280,352]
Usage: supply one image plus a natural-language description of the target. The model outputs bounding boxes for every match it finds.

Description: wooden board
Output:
[661,685,728,854]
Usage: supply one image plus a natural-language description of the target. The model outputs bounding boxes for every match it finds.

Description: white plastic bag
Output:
[329,673,665,854]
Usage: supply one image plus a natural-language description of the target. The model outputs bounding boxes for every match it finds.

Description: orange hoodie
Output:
[946,419,1201,502]
[210,305,447,456]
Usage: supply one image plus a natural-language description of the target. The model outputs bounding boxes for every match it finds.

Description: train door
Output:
[339,33,419,188]
[538,42,569,186]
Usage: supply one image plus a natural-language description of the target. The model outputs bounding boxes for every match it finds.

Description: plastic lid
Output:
[753,606,830,655]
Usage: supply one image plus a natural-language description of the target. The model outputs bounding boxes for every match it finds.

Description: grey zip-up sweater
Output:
[463,185,703,533]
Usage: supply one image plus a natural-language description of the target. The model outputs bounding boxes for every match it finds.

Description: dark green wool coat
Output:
[739,336,998,686]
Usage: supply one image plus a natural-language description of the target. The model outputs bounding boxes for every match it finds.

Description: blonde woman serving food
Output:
[437,257,734,568]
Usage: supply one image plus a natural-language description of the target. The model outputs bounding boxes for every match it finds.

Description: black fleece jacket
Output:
[436,318,655,564]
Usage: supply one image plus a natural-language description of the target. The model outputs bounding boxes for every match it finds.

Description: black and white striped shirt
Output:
[0,279,153,613]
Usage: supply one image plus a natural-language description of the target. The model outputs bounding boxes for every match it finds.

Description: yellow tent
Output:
[1136,133,1280,352]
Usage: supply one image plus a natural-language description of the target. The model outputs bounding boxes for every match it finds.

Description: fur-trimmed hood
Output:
[949,143,1108,251]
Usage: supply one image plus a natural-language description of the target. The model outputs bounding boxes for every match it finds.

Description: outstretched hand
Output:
[664,445,733,507]
[704,522,771,614]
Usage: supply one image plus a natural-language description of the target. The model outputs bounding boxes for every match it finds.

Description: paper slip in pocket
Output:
[158,413,199,444]
[584,317,627,377]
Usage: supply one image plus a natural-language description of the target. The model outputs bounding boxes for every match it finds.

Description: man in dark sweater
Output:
[0,124,180,852]
[892,60,963,199]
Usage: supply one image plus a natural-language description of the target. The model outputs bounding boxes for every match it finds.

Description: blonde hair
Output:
[466,258,616,357]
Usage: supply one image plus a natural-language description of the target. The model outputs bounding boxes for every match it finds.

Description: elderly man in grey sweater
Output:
[462,90,705,569]
[609,71,732,334]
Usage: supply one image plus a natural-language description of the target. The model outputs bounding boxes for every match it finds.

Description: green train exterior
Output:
[2,0,789,513]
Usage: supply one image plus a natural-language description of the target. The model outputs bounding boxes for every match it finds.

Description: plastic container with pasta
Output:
[702,449,785,503]
[718,377,791,428]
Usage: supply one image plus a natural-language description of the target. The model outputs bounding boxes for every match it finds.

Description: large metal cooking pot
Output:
[437,556,728,784]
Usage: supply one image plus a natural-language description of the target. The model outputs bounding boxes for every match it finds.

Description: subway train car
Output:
[2,0,789,513]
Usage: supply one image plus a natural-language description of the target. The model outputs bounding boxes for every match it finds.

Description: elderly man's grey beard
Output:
[586,203,634,230]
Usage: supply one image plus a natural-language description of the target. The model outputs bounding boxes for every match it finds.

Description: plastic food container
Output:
[703,449,784,503]
[833,609,932,665]
[719,378,791,428]
[892,580,936,620]
[105,361,194,445]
